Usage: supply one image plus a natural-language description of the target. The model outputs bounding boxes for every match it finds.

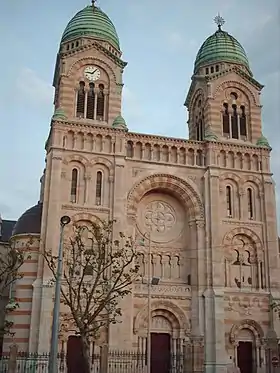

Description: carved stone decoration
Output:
[133,299,190,336]
[137,193,184,243]
[127,173,204,220]
[229,319,264,345]
[144,201,176,233]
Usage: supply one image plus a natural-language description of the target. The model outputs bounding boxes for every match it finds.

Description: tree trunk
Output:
[81,334,91,373]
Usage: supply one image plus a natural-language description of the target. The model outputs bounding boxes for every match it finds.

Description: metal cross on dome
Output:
[214,13,225,30]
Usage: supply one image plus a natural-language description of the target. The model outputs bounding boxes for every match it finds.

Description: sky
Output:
[0,0,279,225]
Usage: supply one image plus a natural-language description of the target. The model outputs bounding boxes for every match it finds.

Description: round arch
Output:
[91,156,113,175]
[213,80,258,106]
[63,154,90,167]
[229,319,264,345]
[127,173,204,220]
[71,212,102,225]
[189,88,205,111]
[223,227,263,257]
[133,299,190,336]
[67,56,116,83]
[220,172,241,184]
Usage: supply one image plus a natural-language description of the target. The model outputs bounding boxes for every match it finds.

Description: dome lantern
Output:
[194,15,251,75]
[61,2,120,50]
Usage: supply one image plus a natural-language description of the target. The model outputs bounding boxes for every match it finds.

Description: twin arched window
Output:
[70,169,103,205]
[222,100,247,140]
[193,98,204,141]
[76,82,106,121]
[70,169,78,203]
[225,185,254,219]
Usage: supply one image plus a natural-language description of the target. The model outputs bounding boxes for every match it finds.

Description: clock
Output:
[84,66,101,82]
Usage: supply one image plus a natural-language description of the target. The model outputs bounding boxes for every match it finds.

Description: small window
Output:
[240,105,247,137]
[76,41,79,47]
[231,104,238,139]
[86,83,95,120]
[71,42,74,49]
[96,84,105,120]
[205,67,209,75]
[210,66,214,73]
[95,171,102,205]
[230,92,238,100]
[71,168,78,203]
[215,65,219,72]
[76,82,85,118]
[223,103,230,135]
[247,188,253,219]
[126,141,133,157]
[226,186,233,217]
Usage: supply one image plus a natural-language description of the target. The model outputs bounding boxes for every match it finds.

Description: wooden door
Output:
[237,341,253,373]
[151,333,171,373]
[66,336,86,373]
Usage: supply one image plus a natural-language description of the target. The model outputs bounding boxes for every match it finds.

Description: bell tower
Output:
[52,1,127,126]
[185,15,268,146]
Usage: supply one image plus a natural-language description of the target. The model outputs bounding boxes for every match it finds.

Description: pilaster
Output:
[28,279,43,352]
[37,279,55,353]
[108,157,133,349]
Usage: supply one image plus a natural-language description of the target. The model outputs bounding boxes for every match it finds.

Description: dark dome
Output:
[12,203,43,236]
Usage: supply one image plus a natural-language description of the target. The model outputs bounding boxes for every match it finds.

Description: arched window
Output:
[240,105,247,137]
[231,104,238,139]
[96,84,105,120]
[226,186,233,217]
[126,141,133,157]
[76,82,85,118]
[70,168,78,203]
[95,171,102,205]
[86,83,95,119]
[194,98,204,141]
[222,93,249,140]
[222,103,230,136]
[247,188,253,219]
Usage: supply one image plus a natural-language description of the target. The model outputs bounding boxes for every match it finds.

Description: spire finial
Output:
[91,0,96,6]
[214,13,225,30]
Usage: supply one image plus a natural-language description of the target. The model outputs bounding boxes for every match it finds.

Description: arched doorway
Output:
[150,315,173,373]
[236,329,255,373]
[134,304,188,373]
[230,320,264,373]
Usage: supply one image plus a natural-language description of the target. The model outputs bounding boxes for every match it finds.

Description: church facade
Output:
[4,4,280,373]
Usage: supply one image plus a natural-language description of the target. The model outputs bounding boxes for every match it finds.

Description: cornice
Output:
[60,40,127,69]
[205,66,264,90]
[50,120,271,155]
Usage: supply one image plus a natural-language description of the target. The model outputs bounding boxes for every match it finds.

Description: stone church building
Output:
[4,3,280,373]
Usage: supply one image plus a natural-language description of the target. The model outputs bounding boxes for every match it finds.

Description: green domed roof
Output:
[112,115,128,131]
[204,125,218,141]
[61,5,120,50]
[194,26,250,73]
[52,108,67,120]
[256,134,270,148]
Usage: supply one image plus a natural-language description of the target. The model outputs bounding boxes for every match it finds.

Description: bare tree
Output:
[0,240,31,339]
[44,220,140,373]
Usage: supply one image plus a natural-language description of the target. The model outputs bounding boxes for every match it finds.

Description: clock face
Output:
[84,66,101,82]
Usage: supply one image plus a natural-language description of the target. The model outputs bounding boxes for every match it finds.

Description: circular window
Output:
[230,92,238,100]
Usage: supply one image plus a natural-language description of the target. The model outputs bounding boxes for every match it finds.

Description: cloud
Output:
[167,32,184,49]
[16,67,53,105]
[122,86,142,121]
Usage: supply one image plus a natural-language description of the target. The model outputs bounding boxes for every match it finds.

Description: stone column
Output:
[37,280,55,353]
[108,158,134,349]
[191,336,205,373]
[28,278,43,352]
[204,167,228,373]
